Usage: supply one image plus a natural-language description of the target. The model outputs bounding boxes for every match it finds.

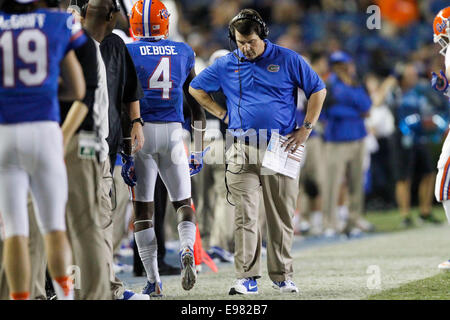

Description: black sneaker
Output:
[419,213,442,224]
[400,217,414,228]
[158,261,181,276]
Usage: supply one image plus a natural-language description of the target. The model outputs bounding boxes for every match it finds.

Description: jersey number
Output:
[148,56,172,99]
[0,29,48,87]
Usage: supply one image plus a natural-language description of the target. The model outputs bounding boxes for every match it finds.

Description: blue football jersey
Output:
[126,38,195,123]
[0,9,86,124]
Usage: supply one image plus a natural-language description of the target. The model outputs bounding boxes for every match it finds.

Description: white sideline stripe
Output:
[143,0,150,37]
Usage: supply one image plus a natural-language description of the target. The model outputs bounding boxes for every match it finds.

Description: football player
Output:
[0,0,86,299]
[124,0,206,296]
[431,6,450,270]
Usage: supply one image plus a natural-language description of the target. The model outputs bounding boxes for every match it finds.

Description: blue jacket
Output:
[323,73,371,142]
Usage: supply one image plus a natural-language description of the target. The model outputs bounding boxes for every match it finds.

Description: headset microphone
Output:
[233,52,245,63]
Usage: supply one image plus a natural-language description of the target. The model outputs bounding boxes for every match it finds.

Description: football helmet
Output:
[130,0,170,40]
[433,6,450,56]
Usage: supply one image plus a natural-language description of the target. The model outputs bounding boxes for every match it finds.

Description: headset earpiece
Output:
[80,2,88,18]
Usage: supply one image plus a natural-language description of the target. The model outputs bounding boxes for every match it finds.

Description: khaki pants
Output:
[322,140,366,231]
[0,195,47,300]
[111,165,131,254]
[98,159,125,300]
[225,142,299,281]
[298,136,325,218]
[65,134,112,300]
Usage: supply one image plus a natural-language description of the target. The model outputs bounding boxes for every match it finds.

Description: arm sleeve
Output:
[189,59,222,93]
[65,15,87,54]
[293,54,326,99]
[352,86,372,113]
[75,38,98,110]
[122,45,144,103]
[186,45,196,73]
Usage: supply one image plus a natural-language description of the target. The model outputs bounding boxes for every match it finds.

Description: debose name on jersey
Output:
[139,45,178,56]
[127,39,195,123]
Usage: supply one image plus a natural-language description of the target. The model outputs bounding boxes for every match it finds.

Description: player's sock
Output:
[10,292,30,300]
[52,276,74,300]
[443,200,450,224]
[311,210,323,231]
[177,221,196,249]
[134,227,160,283]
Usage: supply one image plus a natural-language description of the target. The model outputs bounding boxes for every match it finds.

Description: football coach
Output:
[189,8,326,295]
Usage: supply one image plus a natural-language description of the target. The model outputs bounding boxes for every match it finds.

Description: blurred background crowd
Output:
[109,0,450,272]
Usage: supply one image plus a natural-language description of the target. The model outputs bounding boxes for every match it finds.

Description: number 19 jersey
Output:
[0,9,86,124]
[126,38,195,123]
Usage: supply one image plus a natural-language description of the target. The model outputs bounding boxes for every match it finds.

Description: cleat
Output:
[180,247,196,291]
[117,290,150,300]
[438,260,450,271]
[142,281,163,297]
[228,278,258,295]
[272,280,299,293]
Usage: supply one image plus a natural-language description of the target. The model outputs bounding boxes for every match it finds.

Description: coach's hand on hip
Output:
[283,126,311,153]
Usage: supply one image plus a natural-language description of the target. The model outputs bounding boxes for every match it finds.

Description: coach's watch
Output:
[131,117,144,127]
[303,121,313,130]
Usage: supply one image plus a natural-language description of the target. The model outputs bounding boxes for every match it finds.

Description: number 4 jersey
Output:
[126,38,195,123]
[0,9,86,124]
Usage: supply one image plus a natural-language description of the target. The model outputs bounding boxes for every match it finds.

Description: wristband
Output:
[191,124,206,132]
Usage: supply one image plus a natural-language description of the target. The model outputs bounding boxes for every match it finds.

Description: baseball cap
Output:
[329,51,353,64]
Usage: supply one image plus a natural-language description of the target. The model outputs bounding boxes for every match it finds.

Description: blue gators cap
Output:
[329,51,353,65]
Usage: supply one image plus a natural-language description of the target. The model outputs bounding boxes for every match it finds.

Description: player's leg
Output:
[0,171,31,299]
[158,122,197,291]
[172,199,197,291]
[416,144,440,223]
[434,135,450,270]
[0,178,33,300]
[133,123,162,296]
[0,124,31,299]
[30,122,73,300]
[394,133,414,226]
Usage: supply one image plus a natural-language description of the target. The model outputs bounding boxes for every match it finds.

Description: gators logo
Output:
[160,9,169,19]
[267,64,280,72]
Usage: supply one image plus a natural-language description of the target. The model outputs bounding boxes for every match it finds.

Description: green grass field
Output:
[368,272,450,300]
[364,206,450,299]
[365,206,447,233]
[124,206,450,300]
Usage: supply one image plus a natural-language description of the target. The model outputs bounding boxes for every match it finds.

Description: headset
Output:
[227,11,269,43]
[224,10,269,206]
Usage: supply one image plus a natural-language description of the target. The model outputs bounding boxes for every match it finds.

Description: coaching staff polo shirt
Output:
[322,73,371,142]
[190,40,325,139]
